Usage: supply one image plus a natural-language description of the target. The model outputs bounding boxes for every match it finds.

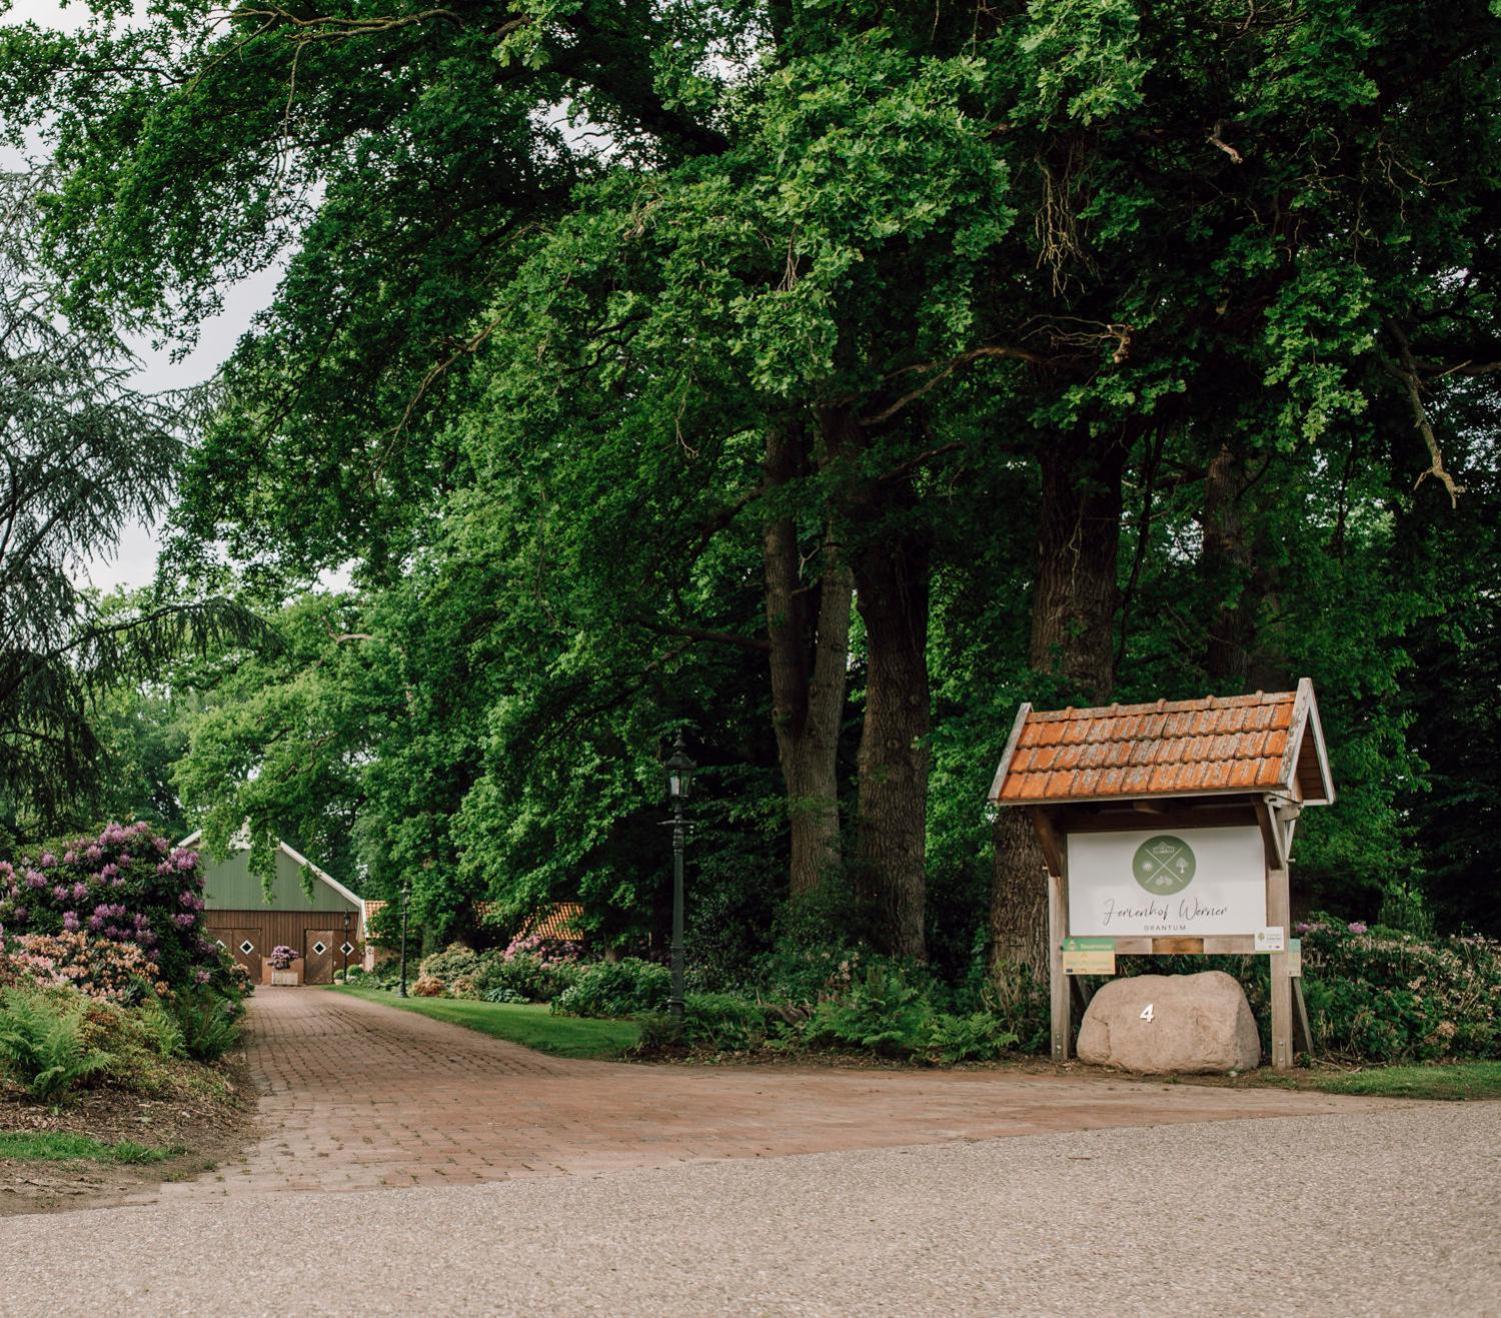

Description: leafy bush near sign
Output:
[1297,919,1499,1062]
[1104,916,1500,1065]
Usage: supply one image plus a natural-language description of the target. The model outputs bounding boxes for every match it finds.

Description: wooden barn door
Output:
[215,928,262,983]
[303,929,335,984]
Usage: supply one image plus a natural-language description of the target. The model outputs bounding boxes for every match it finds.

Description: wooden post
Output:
[1266,860,1293,1070]
[1048,865,1071,1062]
[1292,976,1315,1060]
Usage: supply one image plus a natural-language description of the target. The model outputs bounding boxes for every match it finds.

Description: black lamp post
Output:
[397,877,412,998]
[663,733,695,1022]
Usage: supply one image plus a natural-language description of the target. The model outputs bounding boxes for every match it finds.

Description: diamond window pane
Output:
[239,940,255,955]
[214,939,227,950]
[340,942,355,956]
[311,941,327,956]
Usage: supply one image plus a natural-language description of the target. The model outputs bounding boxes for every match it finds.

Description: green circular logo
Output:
[1132,835,1196,894]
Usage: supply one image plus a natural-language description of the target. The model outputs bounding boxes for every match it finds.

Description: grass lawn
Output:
[333,986,640,1059]
[1268,1061,1501,1102]
[0,1132,181,1164]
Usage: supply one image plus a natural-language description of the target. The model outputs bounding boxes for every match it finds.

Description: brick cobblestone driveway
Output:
[155,988,1375,1201]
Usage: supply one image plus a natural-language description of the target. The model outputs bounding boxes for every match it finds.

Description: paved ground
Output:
[147,987,1380,1200]
[5,1103,1495,1315]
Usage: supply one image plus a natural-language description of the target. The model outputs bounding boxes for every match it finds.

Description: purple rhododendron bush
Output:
[0,820,244,999]
[0,823,251,1102]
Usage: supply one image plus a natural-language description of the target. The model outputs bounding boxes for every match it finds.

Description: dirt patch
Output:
[0,1053,258,1217]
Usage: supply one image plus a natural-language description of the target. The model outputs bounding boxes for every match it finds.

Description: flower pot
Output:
[270,968,301,986]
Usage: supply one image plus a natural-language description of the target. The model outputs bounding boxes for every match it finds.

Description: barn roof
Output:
[988,678,1333,808]
[179,831,365,917]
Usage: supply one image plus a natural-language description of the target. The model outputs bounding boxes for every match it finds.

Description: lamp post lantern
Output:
[663,733,695,1022]
[397,878,412,998]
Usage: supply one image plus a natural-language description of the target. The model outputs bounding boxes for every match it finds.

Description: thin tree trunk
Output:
[823,405,931,959]
[989,425,1128,990]
[1203,441,1254,687]
[762,425,853,899]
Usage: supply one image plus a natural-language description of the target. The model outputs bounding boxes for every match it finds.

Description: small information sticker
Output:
[1062,936,1116,976]
[1255,926,1286,953]
[1286,937,1302,977]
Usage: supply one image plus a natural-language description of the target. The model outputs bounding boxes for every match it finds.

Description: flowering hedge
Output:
[0,821,240,996]
[0,931,169,1003]
[404,939,585,1002]
[1296,917,1500,1062]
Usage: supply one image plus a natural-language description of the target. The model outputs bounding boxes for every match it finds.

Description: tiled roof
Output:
[518,903,586,941]
[364,899,387,944]
[989,680,1332,806]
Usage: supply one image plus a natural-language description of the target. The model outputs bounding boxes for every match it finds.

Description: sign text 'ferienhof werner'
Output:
[1066,827,1267,937]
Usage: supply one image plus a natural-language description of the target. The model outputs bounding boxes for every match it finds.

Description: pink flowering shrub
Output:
[1293,916,1500,1061]
[0,821,239,996]
[0,931,168,1004]
[268,945,297,970]
[501,932,584,966]
[411,936,586,1003]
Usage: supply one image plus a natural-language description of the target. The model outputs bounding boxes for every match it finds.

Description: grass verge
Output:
[1307,1061,1501,1101]
[1268,1060,1501,1101]
[0,1131,181,1164]
[333,986,640,1059]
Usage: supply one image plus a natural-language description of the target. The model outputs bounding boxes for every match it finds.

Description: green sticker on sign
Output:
[1132,834,1196,894]
[1062,937,1116,976]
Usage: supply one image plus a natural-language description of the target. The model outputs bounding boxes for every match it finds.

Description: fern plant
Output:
[171,989,242,1062]
[0,988,111,1101]
[800,965,933,1058]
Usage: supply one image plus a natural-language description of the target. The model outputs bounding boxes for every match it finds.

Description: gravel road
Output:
[2,1103,1494,1316]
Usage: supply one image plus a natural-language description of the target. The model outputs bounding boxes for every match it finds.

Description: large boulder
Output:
[1076,971,1260,1074]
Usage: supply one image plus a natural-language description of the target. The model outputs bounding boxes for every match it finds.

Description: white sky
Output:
[4,0,281,592]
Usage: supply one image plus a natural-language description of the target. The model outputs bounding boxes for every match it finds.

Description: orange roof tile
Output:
[989,682,1334,807]
[518,903,586,941]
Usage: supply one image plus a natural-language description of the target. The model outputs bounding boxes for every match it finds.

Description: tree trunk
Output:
[822,405,930,959]
[1201,441,1289,692]
[989,425,1129,990]
[1203,441,1254,688]
[762,426,853,899]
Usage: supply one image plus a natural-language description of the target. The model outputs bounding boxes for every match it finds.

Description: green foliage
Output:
[124,998,186,1064]
[0,176,267,840]
[482,986,528,1005]
[1297,918,1500,1063]
[170,988,242,1063]
[924,1013,1020,1066]
[4,0,1500,1020]
[801,964,935,1058]
[473,954,581,1004]
[0,987,110,1100]
[417,946,482,985]
[551,959,672,1019]
[635,993,779,1055]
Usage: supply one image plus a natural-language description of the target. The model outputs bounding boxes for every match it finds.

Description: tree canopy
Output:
[2,0,1497,967]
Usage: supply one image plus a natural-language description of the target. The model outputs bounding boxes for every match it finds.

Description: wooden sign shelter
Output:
[988,680,1334,1070]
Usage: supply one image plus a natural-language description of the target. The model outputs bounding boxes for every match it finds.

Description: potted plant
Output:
[268,944,300,986]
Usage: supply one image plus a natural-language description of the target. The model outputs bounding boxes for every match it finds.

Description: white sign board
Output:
[1066,827,1266,937]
